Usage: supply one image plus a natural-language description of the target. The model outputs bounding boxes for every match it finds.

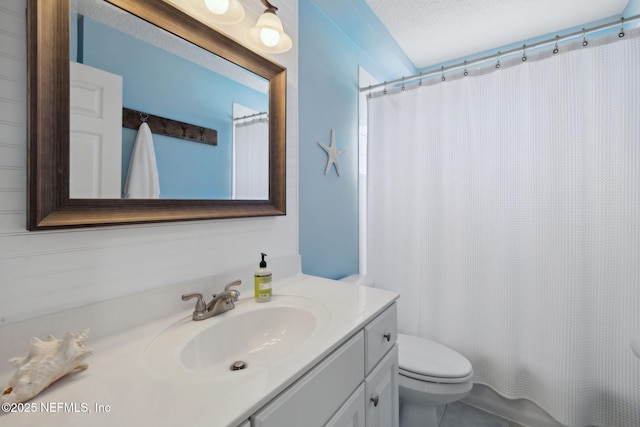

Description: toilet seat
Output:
[399,367,473,384]
[398,333,473,384]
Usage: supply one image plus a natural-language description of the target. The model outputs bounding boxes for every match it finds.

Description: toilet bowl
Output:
[339,275,474,427]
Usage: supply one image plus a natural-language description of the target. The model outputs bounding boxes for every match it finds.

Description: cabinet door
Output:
[252,332,365,427]
[325,383,366,427]
[365,345,399,427]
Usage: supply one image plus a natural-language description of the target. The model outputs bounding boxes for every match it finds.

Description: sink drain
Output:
[230,360,248,371]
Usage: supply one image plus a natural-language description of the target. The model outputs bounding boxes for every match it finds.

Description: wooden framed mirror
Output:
[27,0,286,230]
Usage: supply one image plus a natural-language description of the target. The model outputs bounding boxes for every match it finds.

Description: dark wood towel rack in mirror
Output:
[122,107,218,146]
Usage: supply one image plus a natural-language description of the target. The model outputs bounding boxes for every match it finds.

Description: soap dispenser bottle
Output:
[254,253,272,302]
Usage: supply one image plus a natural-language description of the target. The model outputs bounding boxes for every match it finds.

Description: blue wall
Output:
[627,0,640,15]
[76,16,268,199]
[298,0,413,279]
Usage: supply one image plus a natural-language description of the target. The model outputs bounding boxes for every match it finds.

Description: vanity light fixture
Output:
[187,0,292,53]
[248,0,292,53]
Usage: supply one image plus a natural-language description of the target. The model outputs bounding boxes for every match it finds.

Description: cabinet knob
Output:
[370,396,379,407]
[383,332,391,342]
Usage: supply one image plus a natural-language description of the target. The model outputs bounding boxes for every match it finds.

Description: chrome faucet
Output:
[182,280,241,321]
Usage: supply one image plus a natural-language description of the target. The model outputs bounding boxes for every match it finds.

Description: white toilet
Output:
[397,333,473,427]
[340,275,474,427]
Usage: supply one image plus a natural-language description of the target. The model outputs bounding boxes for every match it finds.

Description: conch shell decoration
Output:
[1,330,92,404]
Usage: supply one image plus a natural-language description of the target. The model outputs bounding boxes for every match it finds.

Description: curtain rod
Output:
[360,14,640,93]
[233,111,268,121]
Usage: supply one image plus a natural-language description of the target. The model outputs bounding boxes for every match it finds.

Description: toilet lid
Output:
[398,333,473,381]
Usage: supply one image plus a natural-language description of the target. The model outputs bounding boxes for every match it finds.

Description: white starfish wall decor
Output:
[317,129,345,176]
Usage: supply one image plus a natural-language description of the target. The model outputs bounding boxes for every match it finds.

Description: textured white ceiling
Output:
[365,0,629,69]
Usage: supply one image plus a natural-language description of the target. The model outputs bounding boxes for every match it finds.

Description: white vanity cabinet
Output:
[251,303,398,427]
[1,268,400,427]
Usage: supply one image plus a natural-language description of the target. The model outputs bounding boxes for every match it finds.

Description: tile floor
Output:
[438,402,527,427]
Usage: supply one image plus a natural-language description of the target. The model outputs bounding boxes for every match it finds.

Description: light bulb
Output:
[204,0,229,15]
[260,28,280,47]
[249,8,291,53]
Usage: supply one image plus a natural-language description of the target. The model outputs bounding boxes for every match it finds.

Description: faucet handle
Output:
[224,280,241,301]
[182,293,206,313]
[224,280,241,291]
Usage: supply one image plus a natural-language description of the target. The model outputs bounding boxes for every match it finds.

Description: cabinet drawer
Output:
[252,331,365,427]
[365,303,397,374]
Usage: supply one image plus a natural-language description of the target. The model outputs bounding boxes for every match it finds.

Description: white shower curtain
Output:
[367,29,640,427]
[234,117,269,199]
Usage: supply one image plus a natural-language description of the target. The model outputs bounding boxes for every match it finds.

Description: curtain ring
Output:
[553,36,559,54]
[496,52,501,69]
[521,44,527,61]
[368,85,372,99]
[619,17,625,38]
[401,77,405,91]
[441,66,446,81]
[582,28,588,46]
[463,60,468,76]
[418,71,423,86]
[383,81,387,95]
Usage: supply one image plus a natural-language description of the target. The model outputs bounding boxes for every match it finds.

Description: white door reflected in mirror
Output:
[69,62,123,199]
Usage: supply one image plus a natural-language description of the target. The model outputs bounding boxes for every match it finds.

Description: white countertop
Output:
[0,274,398,427]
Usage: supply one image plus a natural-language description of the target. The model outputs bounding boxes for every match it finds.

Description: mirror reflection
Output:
[69,0,270,200]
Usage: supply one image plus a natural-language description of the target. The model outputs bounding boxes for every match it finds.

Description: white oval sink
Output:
[181,306,317,373]
[141,295,332,381]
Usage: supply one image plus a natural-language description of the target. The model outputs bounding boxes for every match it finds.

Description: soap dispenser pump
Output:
[254,253,272,302]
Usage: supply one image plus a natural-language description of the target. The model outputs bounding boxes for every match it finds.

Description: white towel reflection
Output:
[124,122,160,199]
